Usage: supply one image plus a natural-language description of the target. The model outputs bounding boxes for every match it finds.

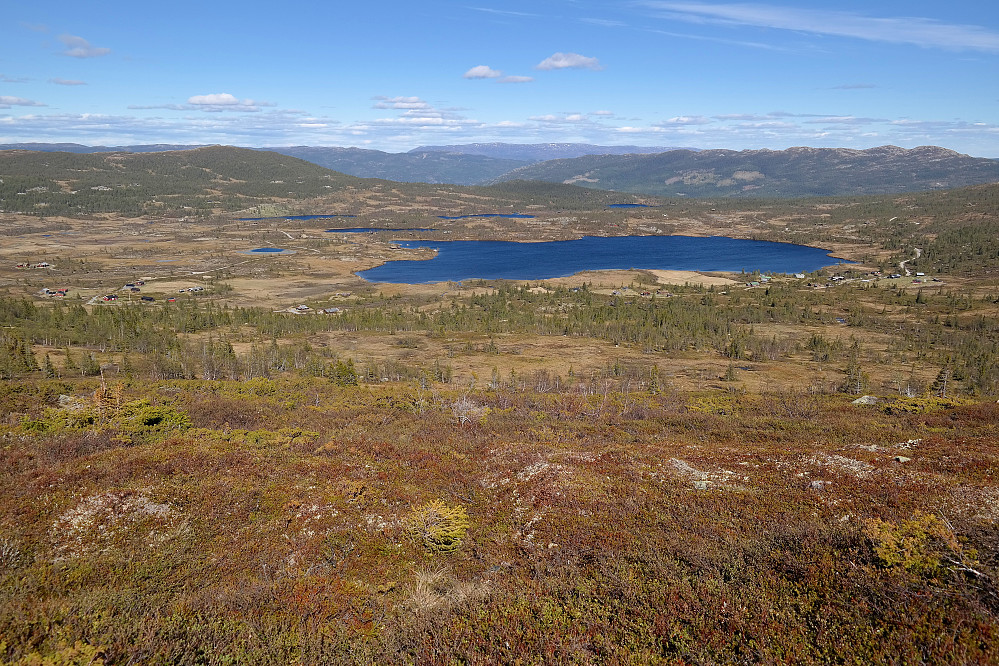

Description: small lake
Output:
[247,247,294,254]
[357,235,849,284]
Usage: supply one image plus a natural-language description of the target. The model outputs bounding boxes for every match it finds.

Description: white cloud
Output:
[463,65,503,79]
[368,96,481,132]
[638,2,999,52]
[535,52,603,70]
[659,115,712,125]
[805,116,883,126]
[1,74,30,83]
[186,93,270,112]
[49,78,86,86]
[188,93,241,106]
[3,103,998,157]
[0,96,46,108]
[372,96,431,110]
[498,75,534,83]
[58,34,110,58]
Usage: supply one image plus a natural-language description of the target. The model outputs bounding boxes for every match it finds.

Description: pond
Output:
[247,248,294,254]
[356,235,849,284]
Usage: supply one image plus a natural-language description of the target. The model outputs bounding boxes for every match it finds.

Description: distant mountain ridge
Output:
[3,142,997,197]
[408,143,691,162]
[262,146,528,184]
[0,142,209,153]
[491,145,999,198]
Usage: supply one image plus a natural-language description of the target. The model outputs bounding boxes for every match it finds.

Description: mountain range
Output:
[490,145,999,198]
[2,142,997,198]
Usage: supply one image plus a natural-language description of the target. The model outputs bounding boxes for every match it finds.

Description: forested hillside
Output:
[493,145,999,197]
[0,146,372,217]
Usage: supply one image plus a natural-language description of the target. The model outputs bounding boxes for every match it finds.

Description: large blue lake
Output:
[357,235,848,284]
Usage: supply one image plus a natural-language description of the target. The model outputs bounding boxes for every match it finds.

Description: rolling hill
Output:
[262,146,529,185]
[6,143,999,197]
[0,145,374,217]
[490,145,999,198]
[409,142,686,162]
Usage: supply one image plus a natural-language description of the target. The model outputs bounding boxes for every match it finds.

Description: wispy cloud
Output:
[804,115,885,126]
[0,96,46,108]
[58,34,111,58]
[529,113,590,123]
[372,96,432,110]
[581,18,627,28]
[369,96,480,130]
[498,75,534,83]
[1,74,30,83]
[657,115,712,126]
[637,2,999,52]
[129,93,272,113]
[536,52,604,70]
[646,27,786,51]
[463,65,503,79]
[49,78,87,86]
[187,93,270,112]
[469,7,539,18]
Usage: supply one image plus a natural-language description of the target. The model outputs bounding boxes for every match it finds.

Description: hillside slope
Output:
[492,145,999,197]
[0,146,374,217]
[264,146,528,185]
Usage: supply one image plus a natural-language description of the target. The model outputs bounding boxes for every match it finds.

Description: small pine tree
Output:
[724,362,738,382]
[80,353,101,377]
[931,367,952,398]
[648,364,661,395]
[63,348,77,373]
[43,354,57,378]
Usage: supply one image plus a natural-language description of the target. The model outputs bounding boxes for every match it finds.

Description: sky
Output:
[2,0,998,156]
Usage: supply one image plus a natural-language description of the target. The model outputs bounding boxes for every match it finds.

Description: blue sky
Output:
[2,0,998,155]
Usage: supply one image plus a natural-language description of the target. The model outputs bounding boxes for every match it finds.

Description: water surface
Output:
[357,235,848,284]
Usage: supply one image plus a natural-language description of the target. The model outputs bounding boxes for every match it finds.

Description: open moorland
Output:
[1,147,998,664]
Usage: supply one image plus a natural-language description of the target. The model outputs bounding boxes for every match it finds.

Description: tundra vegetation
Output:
[0,148,997,664]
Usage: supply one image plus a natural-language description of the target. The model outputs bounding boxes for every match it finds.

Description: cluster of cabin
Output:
[15,261,51,269]
[41,288,69,298]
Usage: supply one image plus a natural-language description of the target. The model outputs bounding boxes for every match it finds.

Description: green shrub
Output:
[405,501,470,555]
[864,512,968,575]
[117,400,191,440]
